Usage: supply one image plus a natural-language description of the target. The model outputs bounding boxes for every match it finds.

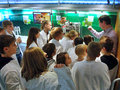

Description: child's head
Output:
[50,27,63,40]
[42,43,56,59]
[56,52,71,66]
[2,20,14,32]
[21,47,47,81]
[87,42,101,59]
[41,20,51,31]
[100,36,114,54]
[0,35,17,56]
[29,27,40,38]
[75,44,87,59]
[27,27,40,48]
[99,36,109,43]
[74,37,83,46]
[60,17,66,24]
[0,27,5,35]
[65,30,78,40]
[84,35,94,45]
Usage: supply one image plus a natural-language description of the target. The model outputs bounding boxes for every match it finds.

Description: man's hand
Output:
[88,26,93,31]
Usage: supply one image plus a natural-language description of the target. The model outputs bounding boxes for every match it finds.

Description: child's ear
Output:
[3,47,9,52]
[103,21,106,25]
[52,49,56,57]
[102,47,106,51]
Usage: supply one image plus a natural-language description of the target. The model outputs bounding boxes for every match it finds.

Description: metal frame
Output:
[0,4,119,12]
[111,78,120,90]
[0,0,120,12]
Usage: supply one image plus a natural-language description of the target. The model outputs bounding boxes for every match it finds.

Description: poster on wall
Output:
[33,12,51,24]
[0,14,10,22]
[23,15,31,25]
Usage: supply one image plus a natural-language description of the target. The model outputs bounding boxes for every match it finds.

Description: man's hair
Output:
[0,35,15,54]
[84,35,94,45]
[42,43,56,59]
[87,42,101,58]
[100,36,114,52]
[98,15,111,25]
[74,37,83,46]
[56,52,67,66]
[2,20,13,28]
[75,44,87,56]
[50,27,63,39]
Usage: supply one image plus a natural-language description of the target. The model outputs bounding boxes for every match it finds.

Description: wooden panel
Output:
[115,10,120,77]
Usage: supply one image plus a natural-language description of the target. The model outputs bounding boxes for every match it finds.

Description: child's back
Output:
[101,55,118,81]
[100,36,119,82]
[72,60,110,90]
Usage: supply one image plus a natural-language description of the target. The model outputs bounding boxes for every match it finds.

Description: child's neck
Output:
[54,37,59,41]
[104,25,112,31]
[103,51,112,56]
[86,56,96,61]
[77,56,84,61]
[1,54,11,58]
[44,28,48,34]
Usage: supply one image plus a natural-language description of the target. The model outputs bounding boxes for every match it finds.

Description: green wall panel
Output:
[0,9,117,42]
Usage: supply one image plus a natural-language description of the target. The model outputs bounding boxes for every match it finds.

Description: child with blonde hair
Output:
[67,37,83,63]
[38,20,52,47]
[70,44,87,68]
[49,27,63,59]
[60,30,78,51]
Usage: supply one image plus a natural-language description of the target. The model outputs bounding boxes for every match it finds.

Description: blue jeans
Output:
[16,53,22,65]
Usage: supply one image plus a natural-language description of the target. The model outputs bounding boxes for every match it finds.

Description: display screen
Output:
[33,12,51,24]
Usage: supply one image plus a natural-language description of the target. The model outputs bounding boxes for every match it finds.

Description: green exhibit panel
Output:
[0,9,117,41]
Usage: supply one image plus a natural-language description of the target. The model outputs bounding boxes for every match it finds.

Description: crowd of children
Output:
[0,15,119,90]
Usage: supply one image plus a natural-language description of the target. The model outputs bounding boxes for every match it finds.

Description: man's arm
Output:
[88,26,104,39]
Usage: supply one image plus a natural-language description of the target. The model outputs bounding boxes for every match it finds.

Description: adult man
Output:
[88,15,118,56]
